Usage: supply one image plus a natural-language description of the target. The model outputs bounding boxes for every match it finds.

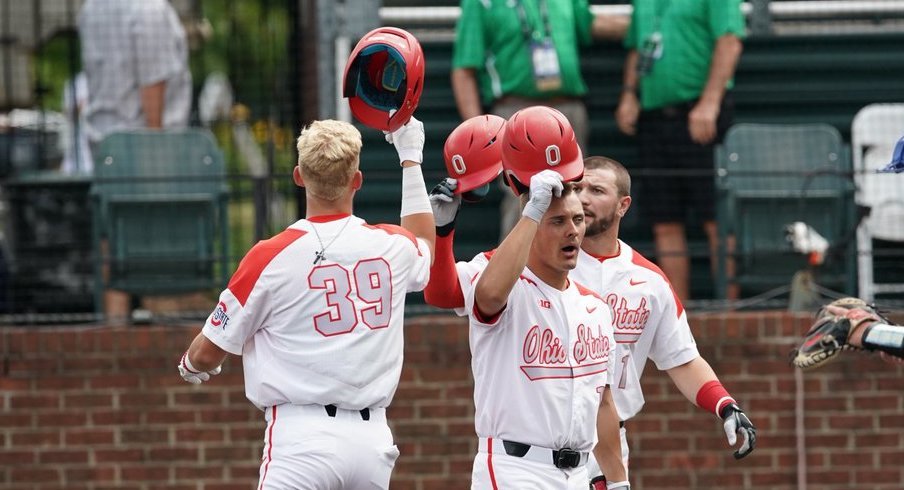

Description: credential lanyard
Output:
[515,0,553,42]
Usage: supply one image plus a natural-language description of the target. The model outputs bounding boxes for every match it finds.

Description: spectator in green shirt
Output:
[452,0,627,238]
[615,0,744,302]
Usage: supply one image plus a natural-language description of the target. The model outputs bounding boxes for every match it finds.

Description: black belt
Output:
[324,404,370,421]
[501,440,588,469]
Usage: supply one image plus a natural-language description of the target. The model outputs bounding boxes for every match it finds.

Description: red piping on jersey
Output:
[487,437,499,490]
[362,223,422,256]
[229,229,307,306]
[588,241,621,263]
[307,213,351,223]
[630,250,685,317]
[574,281,604,302]
[424,232,465,309]
[482,249,497,261]
[473,302,504,325]
[258,405,277,490]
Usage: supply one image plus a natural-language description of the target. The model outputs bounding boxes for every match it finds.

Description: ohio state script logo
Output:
[520,324,610,381]
[604,294,650,343]
[210,301,230,329]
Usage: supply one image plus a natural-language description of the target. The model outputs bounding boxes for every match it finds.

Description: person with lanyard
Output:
[451,0,628,239]
[615,0,745,303]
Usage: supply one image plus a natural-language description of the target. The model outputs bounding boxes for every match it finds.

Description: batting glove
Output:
[522,169,563,223]
[178,351,222,385]
[384,116,424,165]
[430,178,462,237]
[721,403,757,459]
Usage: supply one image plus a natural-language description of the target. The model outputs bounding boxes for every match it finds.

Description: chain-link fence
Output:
[1,1,903,324]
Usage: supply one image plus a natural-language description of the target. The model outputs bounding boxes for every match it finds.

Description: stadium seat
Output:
[851,103,904,301]
[90,129,229,313]
[714,123,857,299]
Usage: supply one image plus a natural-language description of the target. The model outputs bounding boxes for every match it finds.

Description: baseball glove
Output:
[791,297,887,369]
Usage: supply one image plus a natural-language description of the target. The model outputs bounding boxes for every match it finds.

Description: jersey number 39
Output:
[308,259,392,336]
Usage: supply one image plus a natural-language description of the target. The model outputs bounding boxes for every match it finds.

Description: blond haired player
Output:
[176,118,435,489]
[468,170,626,489]
[571,156,755,487]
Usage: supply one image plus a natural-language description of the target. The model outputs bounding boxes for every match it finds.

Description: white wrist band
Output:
[181,352,199,373]
[400,165,431,217]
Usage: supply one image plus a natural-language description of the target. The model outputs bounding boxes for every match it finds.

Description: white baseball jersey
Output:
[466,265,617,452]
[570,240,699,420]
[202,214,431,411]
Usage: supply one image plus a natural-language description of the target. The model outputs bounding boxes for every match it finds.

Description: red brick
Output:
[11,430,61,445]
[38,449,90,464]
[9,467,59,483]
[120,465,171,481]
[121,428,169,444]
[94,448,143,463]
[0,450,35,465]
[36,411,88,427]
[9,393,60,409]
[64,393,114,408]
[64,429,115,445]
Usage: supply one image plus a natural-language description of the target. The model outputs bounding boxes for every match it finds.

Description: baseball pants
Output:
[256,404,398,490]
[471,438,590,490]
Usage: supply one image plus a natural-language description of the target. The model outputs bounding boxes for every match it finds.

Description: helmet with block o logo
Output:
[443,115,506,200]
[343,27,425,132]
[500,105,583,196]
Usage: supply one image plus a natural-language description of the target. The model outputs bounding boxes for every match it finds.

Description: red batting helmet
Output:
[443,115,506,194]
[343,27,425,132]
[501,106,584,196]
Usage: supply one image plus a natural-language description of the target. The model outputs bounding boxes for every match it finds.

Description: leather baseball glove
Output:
[791,297,887,369]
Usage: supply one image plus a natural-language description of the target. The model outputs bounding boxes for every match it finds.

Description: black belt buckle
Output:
[553,448,581,469]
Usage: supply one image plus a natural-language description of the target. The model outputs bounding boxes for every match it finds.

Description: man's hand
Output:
[721,403,756,459]
[688,99,720,145]
[521,170,563,223]
[615,93,640,136]
[430,178,462,236]
[178,351,222,385]
[385,116,425,165]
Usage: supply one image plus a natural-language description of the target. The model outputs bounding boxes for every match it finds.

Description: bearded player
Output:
[570,156,756,486]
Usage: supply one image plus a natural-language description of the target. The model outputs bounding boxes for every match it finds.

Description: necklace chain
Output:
[311,216,353,265]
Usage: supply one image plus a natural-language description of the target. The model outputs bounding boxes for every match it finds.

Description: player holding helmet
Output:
[177,27,435,489]
[428,106,628,489]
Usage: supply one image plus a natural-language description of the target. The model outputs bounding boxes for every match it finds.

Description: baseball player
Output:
[468,170,626,489]
[428,107,628,489]
[176,117,434,489]
[570,156,756,486]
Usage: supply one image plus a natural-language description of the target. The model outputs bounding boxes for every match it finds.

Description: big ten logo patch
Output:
[604,294,650,342]
[210,301,230,329]
[539,299,551,309]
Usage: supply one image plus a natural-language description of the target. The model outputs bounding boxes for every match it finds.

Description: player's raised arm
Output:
[386,116,435,263]
[425,115,506,309]
[475,170,562,318]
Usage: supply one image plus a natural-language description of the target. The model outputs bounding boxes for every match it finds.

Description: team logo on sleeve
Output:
[210,301,230,329]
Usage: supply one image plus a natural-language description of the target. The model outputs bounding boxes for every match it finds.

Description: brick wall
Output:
[1,312,902,490]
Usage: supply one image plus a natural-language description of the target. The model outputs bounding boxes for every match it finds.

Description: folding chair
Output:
[851,103,904,301]
[90,129,229,314]
[714,124,857,300]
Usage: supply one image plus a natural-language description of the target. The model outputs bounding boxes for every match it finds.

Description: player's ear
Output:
[618,195,632,217]
[351,170,363,191]
[293,166,305,188]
